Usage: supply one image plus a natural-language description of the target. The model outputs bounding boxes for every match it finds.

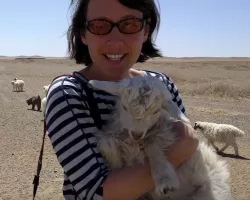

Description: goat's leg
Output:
[97,133,123,169]
[208,140,219,152]
[145,144,179,195]
[231,142,239,157]
[218,143,229,153]
[188,188,219,200]
[37,103,41,111]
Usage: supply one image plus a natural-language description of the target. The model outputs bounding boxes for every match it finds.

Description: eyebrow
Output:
[120,14,141,19]
[88,14,142,22]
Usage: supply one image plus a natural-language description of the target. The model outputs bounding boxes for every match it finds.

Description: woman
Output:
[45,0,199,199]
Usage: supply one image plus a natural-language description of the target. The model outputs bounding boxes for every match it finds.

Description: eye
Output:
[122,105,127,111]
[153,109,160,114]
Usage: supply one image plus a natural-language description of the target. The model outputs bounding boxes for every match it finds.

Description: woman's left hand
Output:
[164,120,199,168]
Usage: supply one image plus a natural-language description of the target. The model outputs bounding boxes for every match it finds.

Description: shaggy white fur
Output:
[11,79,25,92]
[194,121,245,157]
[43,84,50,97]
[41,97,47,117]
[89,75,231,200]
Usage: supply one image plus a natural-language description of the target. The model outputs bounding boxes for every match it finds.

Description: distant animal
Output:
[43,84,50,96]
[11,79,25,92]
[194,121,245,157]
[89,76,231,200]
[26,95,41,111]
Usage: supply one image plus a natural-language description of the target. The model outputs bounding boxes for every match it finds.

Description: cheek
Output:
[127,33,145,49]
[84,34,105,55]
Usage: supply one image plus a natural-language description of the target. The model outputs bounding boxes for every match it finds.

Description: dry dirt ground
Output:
[0,57,250,200]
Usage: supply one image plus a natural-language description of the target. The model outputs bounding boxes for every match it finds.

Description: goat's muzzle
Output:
[129,131,146,141]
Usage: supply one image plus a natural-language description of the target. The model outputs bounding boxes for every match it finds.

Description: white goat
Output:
[43,84,50,97]
[41,97,47,117]
[11,79,25,92]
[194,121,245,157]
[89,76,231,200]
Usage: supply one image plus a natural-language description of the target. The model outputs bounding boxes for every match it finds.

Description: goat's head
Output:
[11,81,15,85]
[89,75,190,140]
[194,121,204,131]
[26,98,33,105]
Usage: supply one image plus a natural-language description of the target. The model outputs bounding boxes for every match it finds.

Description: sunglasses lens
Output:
[87,20,112,35]
[119,18,144,34]
[86,18,145,35]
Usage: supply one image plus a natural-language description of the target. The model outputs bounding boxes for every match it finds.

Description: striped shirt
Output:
[45,70,186,200]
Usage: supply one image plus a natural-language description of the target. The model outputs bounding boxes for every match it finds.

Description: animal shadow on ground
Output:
[27,108,42,112]
[12,91,25,92]
[217,151,250,160]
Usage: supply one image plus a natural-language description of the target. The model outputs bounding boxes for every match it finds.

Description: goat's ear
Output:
[88,80,120,95]
[163,99,191,124]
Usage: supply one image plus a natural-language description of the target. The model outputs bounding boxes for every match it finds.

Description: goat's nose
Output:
[131,131,144,140]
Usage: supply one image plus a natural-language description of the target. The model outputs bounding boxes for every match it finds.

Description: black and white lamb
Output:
[194,121,245,157]
[89,75,231,200]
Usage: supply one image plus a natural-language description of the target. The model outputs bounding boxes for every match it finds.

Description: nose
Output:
[130,131,145,140]
[105,28,124,47]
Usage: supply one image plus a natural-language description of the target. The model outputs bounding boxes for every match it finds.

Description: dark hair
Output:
[68,0,162,66]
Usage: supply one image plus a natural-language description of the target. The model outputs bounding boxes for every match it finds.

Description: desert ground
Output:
[0,57,250,200]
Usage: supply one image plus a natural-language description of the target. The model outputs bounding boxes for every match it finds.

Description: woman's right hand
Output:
[164,120,199,168]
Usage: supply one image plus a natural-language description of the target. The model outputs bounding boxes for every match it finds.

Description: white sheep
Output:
[194,121,245,157]
[11,79,25,92]
[43,84,50,97]
[89,75,231,200]
[41,97,47,117]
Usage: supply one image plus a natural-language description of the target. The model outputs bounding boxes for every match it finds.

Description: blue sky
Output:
[0,0,249,57]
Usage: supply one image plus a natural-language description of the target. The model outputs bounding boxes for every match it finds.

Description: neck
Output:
[81,65,144,81]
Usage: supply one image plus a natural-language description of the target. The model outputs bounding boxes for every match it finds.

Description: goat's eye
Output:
[153,110,160,114]
[122,105,127,111]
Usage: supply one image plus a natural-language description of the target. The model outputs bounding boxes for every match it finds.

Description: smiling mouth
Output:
[104,54,126,61]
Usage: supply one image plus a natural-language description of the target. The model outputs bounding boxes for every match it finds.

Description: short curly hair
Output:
[67,0,163,66]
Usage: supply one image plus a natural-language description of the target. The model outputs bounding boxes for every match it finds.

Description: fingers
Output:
[171,120,199,149]
[172,120,197,136]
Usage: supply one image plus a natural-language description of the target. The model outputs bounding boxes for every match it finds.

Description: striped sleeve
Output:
[45,75,108,200]
[160,73,186,115]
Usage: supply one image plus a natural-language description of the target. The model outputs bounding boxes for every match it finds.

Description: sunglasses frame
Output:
[85,17,148,35]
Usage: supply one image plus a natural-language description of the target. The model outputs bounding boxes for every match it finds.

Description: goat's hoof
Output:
[217,150,223,154]
[156,178,179,195]
[162,187,175,194]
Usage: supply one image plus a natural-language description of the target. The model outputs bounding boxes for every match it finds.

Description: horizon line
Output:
[0,55,250,59]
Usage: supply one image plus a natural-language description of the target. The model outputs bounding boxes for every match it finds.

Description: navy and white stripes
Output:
[45,70,186,200]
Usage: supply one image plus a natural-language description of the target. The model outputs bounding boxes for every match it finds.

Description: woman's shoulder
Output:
[45,72,91,116]
[141,69,175,88]
[141,69,186,114]
[46,71,91,100]
[49,71,87,90]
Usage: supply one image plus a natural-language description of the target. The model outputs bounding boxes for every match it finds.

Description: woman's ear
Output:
[80,31,88,45]
[143,20,151,42]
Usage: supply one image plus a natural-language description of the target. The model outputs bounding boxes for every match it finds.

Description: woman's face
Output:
[81,0,150,80]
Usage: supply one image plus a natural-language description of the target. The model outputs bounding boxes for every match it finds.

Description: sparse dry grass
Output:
[182,80,250,99]
[135,59,250,100]
[0,57,250,200]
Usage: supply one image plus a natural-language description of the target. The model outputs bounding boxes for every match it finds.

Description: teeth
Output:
[106,54,124,60]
